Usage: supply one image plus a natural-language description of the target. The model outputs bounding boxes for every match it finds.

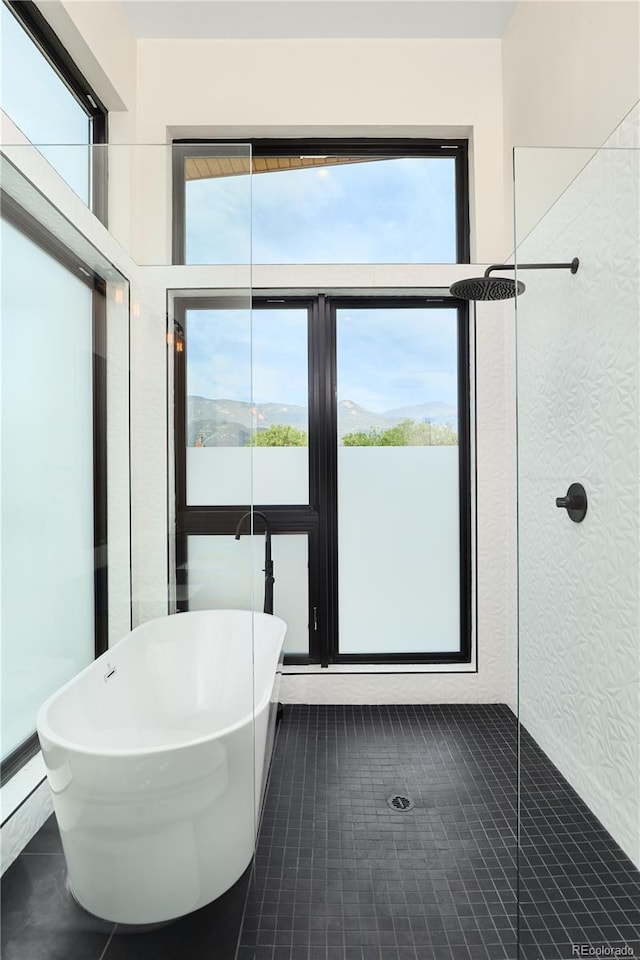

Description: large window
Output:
[0,197,107,782]
[172,138,470,663]
[174,296,471,665]
[173,140,469,265]
[0,0,107,219]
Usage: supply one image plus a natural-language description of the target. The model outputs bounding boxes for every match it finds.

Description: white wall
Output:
[22,4,636,713]
[128,33,515,705]
[37,0,137,113]
[135,37,507,262]
[515,107,640,867]
[35,0,140,249]
[11,8,517,709]
[502,0,640,250]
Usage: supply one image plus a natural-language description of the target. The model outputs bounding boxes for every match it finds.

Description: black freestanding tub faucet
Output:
[234,511,274,615]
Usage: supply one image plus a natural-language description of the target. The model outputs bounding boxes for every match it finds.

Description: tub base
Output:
[65,878,175,933]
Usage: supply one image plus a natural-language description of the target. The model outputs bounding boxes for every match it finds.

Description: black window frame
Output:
[172,296,321,650]
[2,0,108,224]
[173,293,472,668]
[172,138,470,266]
[0,191,108,786]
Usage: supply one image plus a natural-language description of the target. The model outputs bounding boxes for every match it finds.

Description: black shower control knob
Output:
[555,495,582,509]
[555,483,588,522]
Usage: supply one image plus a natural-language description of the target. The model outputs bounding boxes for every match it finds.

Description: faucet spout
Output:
[234,511,274,615]
[234,510,272,540]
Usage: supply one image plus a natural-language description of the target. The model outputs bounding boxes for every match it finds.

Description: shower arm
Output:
[484,258,580,278]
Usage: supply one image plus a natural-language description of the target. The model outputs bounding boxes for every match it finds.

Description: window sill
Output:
[283,659,476,675]
[1,752,46,826]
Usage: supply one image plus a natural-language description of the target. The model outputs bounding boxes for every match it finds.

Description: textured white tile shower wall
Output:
[515,134,640,866]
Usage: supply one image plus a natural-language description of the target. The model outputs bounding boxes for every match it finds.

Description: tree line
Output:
[246,419,457,447]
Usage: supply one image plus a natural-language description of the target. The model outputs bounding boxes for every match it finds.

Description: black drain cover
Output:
[387,794,414,812]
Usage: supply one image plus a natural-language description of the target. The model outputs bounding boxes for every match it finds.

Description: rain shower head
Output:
[450,275,525,301]
[449,257,579,301]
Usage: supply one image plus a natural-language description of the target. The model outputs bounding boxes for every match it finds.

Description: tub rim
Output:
[36,609,287,760]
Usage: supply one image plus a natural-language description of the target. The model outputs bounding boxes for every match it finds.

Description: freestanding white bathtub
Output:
[36,609,286,925]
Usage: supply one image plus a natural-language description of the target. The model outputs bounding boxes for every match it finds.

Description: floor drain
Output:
[387,794,414,812]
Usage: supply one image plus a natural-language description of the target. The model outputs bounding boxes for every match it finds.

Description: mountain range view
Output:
[188,396,457,446]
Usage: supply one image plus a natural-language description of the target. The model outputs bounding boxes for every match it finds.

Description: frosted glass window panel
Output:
[187,535,308,655]
[1,220,95,759]
[187,447,308,506]
[0,4,90,202]
[186,308,309,505]
[338,447,460,653]
[185,156,457,265]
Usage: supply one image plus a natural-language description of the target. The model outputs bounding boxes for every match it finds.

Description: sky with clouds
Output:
[185,156,457,265]
[337,308,457,412]
[185,155,458,415]
[187,306,457,415]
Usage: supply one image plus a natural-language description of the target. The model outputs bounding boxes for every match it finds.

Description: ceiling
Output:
[121,1,518,41]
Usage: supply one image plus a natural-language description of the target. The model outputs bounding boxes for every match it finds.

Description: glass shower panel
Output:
[187,534,309,655]
[514,144,640,959]
[167,145,261,883]
[0,138,264,940]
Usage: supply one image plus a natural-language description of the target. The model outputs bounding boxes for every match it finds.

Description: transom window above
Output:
[0,0,107,218]
[173,140,469,265]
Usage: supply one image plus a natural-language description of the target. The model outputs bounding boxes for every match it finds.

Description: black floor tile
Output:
[238,704,520,960]
[21,814,63,855]
[237,704,640,960]
[3,704,639,960]
[518,724,640,960]
[0,853,113,960]
[101,864,251,960]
